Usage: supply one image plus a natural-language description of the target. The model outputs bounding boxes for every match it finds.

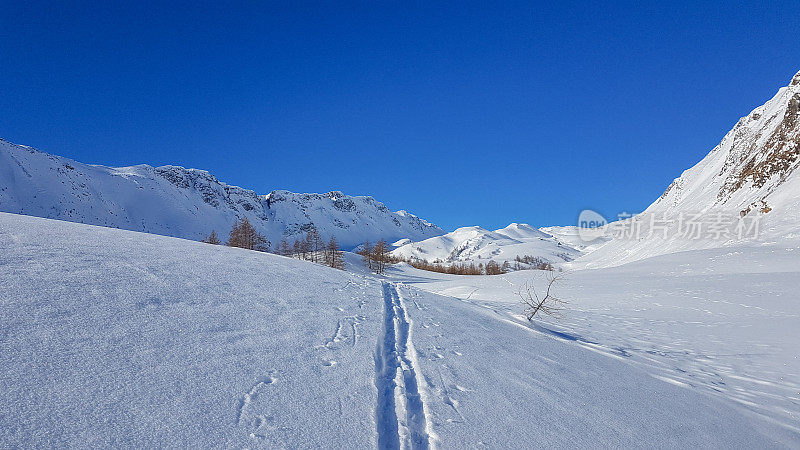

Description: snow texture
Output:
[1,211,796,447]
[384,245,800,439]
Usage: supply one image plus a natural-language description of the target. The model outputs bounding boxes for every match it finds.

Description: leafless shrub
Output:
[516,271,568,320]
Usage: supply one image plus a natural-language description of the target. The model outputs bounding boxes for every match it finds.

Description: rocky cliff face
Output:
[576,68,800,268]
[0,139,443,249]
[655,69,800,216]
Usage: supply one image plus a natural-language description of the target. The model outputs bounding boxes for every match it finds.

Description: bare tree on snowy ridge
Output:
[278,238,291,257]
[372,240,391,274]
[306,226,324,262]
[360,241,374,270]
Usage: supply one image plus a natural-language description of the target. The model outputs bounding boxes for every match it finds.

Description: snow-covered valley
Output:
[1,212,797,447]
[4,0,800,446]
[385,245,800,435]
[2,67,799,449]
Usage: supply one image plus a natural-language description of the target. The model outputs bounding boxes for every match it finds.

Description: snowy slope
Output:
[0,138,443,249]
[493,222,549,240]
[576,68,800,268]
[2,211,795,447]
[540,224,613,252]
[392,223,580,266]
[385,244,800,436]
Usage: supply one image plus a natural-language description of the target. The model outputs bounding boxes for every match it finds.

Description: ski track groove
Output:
[374,282,433,450]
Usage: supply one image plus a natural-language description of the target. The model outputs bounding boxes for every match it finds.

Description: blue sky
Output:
[2,1,799,231]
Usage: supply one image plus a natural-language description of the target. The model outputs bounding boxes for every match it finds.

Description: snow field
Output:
[1,211,797,447]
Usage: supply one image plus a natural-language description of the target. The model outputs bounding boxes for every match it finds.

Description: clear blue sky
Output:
[2,1,798,231]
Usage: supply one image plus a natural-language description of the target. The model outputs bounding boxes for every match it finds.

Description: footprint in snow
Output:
[237,370,278,437]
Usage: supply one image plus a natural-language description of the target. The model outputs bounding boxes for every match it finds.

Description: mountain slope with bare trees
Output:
[0,139,443,249]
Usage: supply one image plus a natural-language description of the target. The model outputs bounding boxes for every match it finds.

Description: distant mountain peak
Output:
[392,221,580,266]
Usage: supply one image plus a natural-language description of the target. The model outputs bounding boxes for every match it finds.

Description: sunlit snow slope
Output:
[392,223,580,267]
[577,69,800,268]
[386,244,800,436]
[1,212,795,447]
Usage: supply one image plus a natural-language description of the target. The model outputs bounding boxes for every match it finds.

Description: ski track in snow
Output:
[374,282,434,450]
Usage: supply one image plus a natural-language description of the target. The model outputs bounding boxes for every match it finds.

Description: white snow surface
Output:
[0,138,443,249]
[392,223,580,267]
[384,245,800,438]
[540,224,613,252]
[575,69,800,268]
[2,211,796,447]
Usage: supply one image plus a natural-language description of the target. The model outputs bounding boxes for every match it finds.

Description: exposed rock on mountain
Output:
[576,69,800,268]
[0,139,443,249]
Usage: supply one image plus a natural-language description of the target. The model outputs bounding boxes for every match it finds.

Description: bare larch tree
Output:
[202,230,220,245]
[371,239,391,274]
[278,238,291,257]
[227,218,268,251]
[360,241,373,270]
[325,236,345,270]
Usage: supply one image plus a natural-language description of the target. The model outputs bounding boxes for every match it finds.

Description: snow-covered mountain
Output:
[392,222,580,267]
[576,68,800,268]
[0,138,443,249]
